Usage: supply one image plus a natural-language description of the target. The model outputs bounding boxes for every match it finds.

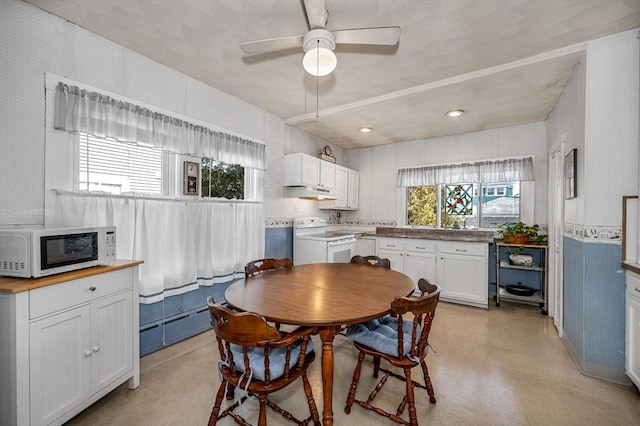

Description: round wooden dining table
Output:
[225,262,415,426]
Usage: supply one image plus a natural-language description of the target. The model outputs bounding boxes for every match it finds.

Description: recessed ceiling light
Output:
[359,127,373,133]
[446,110,464,117]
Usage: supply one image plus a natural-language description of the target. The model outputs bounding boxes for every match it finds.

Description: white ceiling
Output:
[25,0,640,149]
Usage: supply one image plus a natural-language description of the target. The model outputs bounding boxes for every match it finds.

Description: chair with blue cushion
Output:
[344,279,441,426]
[207,298,320,426]
[350,255,391,269]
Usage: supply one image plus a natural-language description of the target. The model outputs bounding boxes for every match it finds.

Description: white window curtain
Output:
[54,82,266,170]
[53,192,265,303]
[397,157,534,187]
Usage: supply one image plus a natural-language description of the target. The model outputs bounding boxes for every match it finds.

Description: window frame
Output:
[406,181,521,229]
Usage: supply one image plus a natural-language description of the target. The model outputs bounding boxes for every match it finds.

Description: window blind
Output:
[79,133,162,195]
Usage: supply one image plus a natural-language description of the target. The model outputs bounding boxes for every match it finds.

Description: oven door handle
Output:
[328,238,356,247]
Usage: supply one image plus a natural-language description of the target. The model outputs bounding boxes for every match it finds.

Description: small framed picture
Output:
[564,149,576,199]
[183,161,200,196]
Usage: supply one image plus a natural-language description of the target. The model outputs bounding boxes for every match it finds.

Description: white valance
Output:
[397,157,534,187]
[54,82,266,170]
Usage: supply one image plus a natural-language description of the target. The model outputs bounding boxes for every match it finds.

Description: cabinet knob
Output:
[92,345,101,353]
[89,286,96,291]
[84,350,92,357]
[635,287,640,293]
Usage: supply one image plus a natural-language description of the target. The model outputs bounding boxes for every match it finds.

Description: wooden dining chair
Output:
[245,257,293,278]
[207,297,320,426]
[350,255,391,269]
[344,279,441,426]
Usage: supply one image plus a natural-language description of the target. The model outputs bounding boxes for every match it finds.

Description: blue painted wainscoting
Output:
[265,226,293,260]
[562,236,628,384]
[139,225,294,356]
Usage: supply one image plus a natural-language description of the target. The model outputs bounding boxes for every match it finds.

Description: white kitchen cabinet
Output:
[377,238,437,294]
[0,261,141,426]
[320,160,335,190]
[377,237,488,307]
[284,153,335,190]
[437,241,488,309]
[347,169,359,209]
[626,271,640,389]
[319,166,359,210]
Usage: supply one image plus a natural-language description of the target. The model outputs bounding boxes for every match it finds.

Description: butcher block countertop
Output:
[0,260,143,294]
[374,227,496,243]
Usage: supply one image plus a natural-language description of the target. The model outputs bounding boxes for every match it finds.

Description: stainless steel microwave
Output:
[0,226,116,278]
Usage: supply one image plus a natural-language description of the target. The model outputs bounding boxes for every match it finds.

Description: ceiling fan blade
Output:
[333,26,401,46]
[240,35,304,55]
[303,0,328,29]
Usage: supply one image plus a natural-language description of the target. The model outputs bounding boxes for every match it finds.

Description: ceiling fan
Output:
[240,0,401,76]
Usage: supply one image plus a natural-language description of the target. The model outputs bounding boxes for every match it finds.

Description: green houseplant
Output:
[497,221,547,261]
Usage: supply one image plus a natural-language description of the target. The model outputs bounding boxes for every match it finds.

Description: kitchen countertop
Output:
[371,227,496,243]
[0,259,143,294]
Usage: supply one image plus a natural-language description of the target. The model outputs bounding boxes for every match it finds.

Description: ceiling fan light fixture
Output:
[302,29,337,76]
[446,109,465,117]
[303,47,337,76]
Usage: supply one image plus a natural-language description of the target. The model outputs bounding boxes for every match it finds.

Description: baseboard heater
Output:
[140,305,212,356]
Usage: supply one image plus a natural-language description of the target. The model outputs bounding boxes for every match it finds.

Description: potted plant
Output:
[497,221,547,266]
[497,221,546,244]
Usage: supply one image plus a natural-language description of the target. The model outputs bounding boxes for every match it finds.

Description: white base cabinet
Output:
[626,271,640,389]
[377,237,488,308]
[377,238,438,295]
[437,241,488,308]
[0,262,140,426]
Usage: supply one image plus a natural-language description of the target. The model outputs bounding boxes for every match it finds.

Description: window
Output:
[407,181,519,229]
[200,158,244,199]
[79,133,163,195]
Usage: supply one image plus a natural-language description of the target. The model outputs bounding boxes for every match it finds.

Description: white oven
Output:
[293,217,356,265]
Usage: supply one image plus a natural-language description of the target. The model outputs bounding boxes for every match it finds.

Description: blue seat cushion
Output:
[346,317,420,358]
[226,338,314,381]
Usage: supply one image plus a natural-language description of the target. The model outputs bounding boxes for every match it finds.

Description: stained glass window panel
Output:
[445,184,473,215]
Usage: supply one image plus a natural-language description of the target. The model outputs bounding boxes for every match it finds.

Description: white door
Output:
[91,291,133,394]
[334,166,348,208]
[405,251,437,292]
[301,155,320,186]
[627,289,640,388]
[550,146,564,335]
[347,170,359,209]
[378,248,405,273]
[30,305,92,426]
[438,253,487,305]
[319,161,335,190]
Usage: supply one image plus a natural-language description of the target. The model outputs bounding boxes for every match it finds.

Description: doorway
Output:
[550,144,564,335]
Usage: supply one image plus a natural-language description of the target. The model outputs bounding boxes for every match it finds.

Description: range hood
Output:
[286,186,336,200]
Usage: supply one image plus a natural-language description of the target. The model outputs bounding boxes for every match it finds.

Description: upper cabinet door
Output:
[334,166,348,208]
[284,153,320,186]
[347,170,359,209]
[319,161,335,190]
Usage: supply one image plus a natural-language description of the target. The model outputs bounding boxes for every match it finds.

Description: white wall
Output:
[0,0,341,226]
[346,122,548,227]
[545,53,587,226]
[584,29,639,227]
[546,28,640,231]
